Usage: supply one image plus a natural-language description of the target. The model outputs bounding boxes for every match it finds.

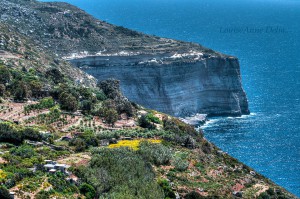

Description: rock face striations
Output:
[0,0,249,117]
[70,54,249,117]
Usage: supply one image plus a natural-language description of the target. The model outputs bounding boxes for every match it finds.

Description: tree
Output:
[116,100,135,117]
[0,84,5,97]
[13,81,31,101]
[78,87,95,101]
[77,130,99,147]
[0,65,10,84]
[46,68,64,84]
[81,100,93,114]
[103,108,118,127]
[59,92,78,112]
[98,79,121,99]
[29,80,43,98]
[70,138,86,152]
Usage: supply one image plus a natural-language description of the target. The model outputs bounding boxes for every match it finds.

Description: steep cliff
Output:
[0,0,249,117]
[70,54,249,117]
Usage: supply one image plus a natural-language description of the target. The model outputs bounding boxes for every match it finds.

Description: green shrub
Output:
[157,178,176,199]
[0,165,33,186]
[45,68,65,84]
[10,145,36,158]
[81,100,93,114]
[138,115,156,130]
[40,97,55,108]
[77,130,99,147]
[139,141,172,166]
[28,80,43,98]
[69,138,86,152]
[0,122,42,144]
[163,117,200,137]
[48,172,78,193]
[185,191,205,199]
[172,156,189,171]
[138,113,161,129]
[22,127,42,141]
[258,192,270,199]
[24,97,55,113]
[146,113,161,124]
[36,190,54,199]
[79,183,96,199]
[116,100,135,117]
[97,79,135,117]
[95,90,107,101]
[84,148,164,198]
[266,188,275,196]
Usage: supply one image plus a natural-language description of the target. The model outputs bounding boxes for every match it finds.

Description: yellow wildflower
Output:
[108,139,161,150]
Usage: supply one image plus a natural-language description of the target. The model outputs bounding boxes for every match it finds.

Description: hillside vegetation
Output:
[0,1,297,199]
[0,58,296,198]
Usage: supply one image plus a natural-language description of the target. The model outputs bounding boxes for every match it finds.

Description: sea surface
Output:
[42,0,300,196]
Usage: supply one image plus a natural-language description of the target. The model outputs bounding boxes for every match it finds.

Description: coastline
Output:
[1,0,298,197]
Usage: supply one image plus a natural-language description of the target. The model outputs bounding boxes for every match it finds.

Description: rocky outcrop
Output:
[70,54,249,117]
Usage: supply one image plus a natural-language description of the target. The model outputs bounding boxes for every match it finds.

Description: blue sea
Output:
[43,0,300,196]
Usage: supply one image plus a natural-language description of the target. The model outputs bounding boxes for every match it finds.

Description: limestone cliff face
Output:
[70,54,249,117]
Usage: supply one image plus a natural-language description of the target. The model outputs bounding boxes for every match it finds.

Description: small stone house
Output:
[43,160,69,174]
